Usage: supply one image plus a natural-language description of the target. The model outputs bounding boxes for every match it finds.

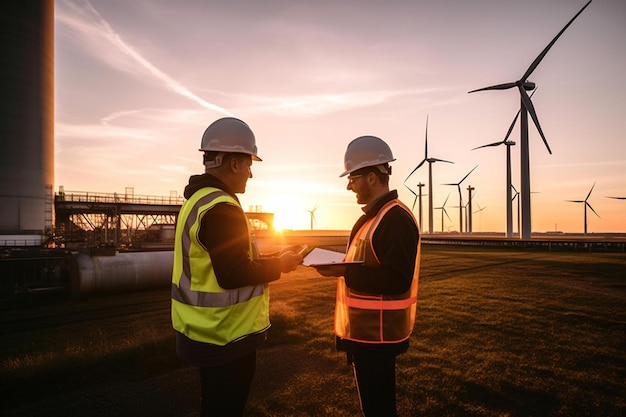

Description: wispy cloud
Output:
[55,0,232,116]
[216,87,444,117]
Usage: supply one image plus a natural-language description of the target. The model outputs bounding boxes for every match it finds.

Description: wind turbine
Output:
[474,203,487,232]
[567,183,600,235]
[434,194,451,233]
[405,116,454,234]
[306,203,319,230]
[473,89,537,238]
[511,185,521,237]
[468,0,592,239]
[443,165,478,233]
[407,182,427,231]
[466,185,475,233]
[607,196,626,219]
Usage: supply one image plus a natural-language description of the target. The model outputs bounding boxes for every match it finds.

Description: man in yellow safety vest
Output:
[171,117,302,417]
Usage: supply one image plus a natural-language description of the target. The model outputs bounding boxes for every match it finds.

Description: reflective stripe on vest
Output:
[335,199,420,344]
[171,187,269,345]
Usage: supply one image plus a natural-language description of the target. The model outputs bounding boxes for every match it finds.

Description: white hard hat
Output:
[199,117,262,161]
[340,135,395,177]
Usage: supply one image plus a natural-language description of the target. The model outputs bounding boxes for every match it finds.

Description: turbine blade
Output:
[405,159,427,181]
[586,182,596,200]
[519,85,552,154]
[431,158,454,164]
[521,0,593,81]
[606,196,626,200]
[460,165,478,183]
[587,202,600,218]
[505,88,536,141]
[472,141,503,150]
[424,115,429,157]
[504,111,521,142]
[468,82,517,93]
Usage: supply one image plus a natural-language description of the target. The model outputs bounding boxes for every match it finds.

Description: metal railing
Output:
[55,190,185,206]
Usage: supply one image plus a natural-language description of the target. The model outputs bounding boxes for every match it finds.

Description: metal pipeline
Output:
[70,251,173,297]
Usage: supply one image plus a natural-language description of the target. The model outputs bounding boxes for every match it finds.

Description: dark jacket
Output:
[175,173,282,367]
[336,190,420,355]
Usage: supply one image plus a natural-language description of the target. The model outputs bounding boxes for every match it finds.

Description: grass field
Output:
[247,245,626,416]
[1,244,625,416]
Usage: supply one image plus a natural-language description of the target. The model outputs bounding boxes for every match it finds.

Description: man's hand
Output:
[278,251,303,273]
[313,264,347,277]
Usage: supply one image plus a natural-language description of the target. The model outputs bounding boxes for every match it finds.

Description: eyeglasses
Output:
[347,175,363,185]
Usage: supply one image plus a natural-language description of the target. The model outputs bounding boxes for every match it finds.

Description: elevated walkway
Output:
[54,189,274,249]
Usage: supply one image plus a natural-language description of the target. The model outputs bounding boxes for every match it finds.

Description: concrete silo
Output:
[0,0,55,246]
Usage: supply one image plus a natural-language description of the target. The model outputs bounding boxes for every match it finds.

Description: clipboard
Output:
[303,247,346,266]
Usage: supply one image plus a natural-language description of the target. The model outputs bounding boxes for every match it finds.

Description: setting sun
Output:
[266,197,310,231]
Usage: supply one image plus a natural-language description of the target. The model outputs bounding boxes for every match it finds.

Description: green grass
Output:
[246,246,626,416]
[1,245,625,416]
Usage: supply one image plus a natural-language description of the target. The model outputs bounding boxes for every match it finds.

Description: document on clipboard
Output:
[302,247,346,266]
[303,248,363,278]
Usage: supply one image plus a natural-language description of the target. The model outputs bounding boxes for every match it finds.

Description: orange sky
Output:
[54,0,626,233]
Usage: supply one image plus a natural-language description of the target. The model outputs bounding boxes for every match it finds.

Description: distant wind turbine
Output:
[511,185,521,237]
[468,0,592,239]
[607,196,626,218]
[405,116,454,234]
[443,165,478,233]
[474,203,487,231]
[473,89,537,238]
[466,185,475,233]
[407,182,427,231]
[434,194,451,233]
[306,203,319,230]
[567,183,600,235]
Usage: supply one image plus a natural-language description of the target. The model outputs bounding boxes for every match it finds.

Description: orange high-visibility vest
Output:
[335,199,420,343]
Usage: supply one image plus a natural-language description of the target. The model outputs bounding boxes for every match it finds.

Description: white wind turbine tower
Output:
[468,0,592,239]
[435,194,451,233]
[306,203,319,230]
[472,89,536,238]
[511,185,521,237]
[567,183,599,235]
[443,165,477,233]
[405,116,454,234]
[466,185,475,233]
[474,203,487,232]
[406,182,427,231]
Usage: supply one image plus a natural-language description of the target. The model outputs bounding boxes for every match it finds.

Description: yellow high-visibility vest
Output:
[335,199,420,343]
[171,187,270,346]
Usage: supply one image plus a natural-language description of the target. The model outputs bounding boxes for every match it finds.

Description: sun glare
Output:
[271,198,309,231]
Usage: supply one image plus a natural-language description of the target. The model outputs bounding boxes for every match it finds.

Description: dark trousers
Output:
[350,351,398,417]
[199,350,257,417]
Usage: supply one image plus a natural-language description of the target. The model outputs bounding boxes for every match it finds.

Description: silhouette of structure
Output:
[567,183,600,235]
[306,203,319,230]
[473,90,536,238]
[435,194,451,233]
[466,185,476,233]
[405,116,453,234]
[443,166,477,233]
